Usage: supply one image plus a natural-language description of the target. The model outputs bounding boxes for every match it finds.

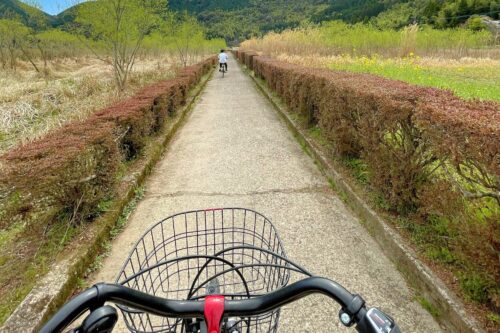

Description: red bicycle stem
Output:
[204,295,225,333]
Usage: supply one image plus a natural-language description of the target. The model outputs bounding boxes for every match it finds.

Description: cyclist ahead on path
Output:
[218,49,228,72]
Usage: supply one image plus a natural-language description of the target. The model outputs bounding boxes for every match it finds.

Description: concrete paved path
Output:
[89,55,443,332]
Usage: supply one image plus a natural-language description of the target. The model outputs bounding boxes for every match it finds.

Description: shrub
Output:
[0,56,216,228]
[1,121,120,224]
[90,99,156,160]
[415,97,499,206]
[459,272,495,304]
[236,50,500,312]
[241,50,499,215]
[244,52,258,70]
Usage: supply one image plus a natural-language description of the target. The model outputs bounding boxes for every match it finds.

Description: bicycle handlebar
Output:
[40,277,398,333]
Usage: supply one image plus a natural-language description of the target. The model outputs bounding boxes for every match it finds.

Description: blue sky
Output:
[21,0,84,15]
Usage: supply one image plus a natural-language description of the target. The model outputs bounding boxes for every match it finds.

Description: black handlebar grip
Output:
[39,287,102,333]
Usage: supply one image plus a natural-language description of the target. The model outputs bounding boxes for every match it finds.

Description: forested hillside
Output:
[371,0,500,29]
[170,0,500,41]
[169,0,251,12]
[1,0,499,41]
[0,0,55,28]
[157,0,330,42]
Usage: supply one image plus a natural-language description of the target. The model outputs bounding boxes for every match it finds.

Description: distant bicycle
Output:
[220,63,227,78]
[219,49,228,78]
[41,208,400,333]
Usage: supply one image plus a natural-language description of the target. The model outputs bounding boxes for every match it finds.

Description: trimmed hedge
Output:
[235,50,500,312]
[235,50,499,214]
[0,57,216,227]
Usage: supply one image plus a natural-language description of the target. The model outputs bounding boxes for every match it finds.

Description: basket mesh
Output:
[116,208,290,333]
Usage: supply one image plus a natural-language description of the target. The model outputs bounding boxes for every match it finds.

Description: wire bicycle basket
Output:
[116,208,291,333]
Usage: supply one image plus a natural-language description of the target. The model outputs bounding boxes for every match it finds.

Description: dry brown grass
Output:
[0,56,180,155]
[241,23,500,59]
[275,53,500,69]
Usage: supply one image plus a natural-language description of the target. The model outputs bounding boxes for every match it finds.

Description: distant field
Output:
[242,22,499,58]
[0,56,179,155]
[241,22,500,101]
[277,54,500,101]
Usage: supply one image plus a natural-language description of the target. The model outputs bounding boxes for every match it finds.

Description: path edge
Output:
[0,67,215,333]
[239,62,484,333]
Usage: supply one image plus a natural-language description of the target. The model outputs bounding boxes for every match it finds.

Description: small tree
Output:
[164,13,205,67]
[0,20,8,69]
[465,16,487,31]
[0,19,32,71]
[36,29,80,72]
[76,0,166,91]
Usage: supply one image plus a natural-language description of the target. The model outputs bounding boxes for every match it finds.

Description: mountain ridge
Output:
[0,0,56,28]
[2,0,499,41]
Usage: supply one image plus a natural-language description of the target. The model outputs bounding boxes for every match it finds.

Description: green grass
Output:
[308,126,331,147]
[488,313,500,326]
[0,222,25,248]
[109,186,144,239]
[416,296,440,318]
[0,218,79,324]
[342,156,369,185]
[459,272,496,304]
[0,187,145,324]
[327,57,500,101]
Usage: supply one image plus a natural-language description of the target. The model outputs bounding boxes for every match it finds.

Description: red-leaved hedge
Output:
[0,57,216,227]
[234,49,500,313]
[234,50,499,216]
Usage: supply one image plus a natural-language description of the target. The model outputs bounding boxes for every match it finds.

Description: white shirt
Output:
[218,52,228,64]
